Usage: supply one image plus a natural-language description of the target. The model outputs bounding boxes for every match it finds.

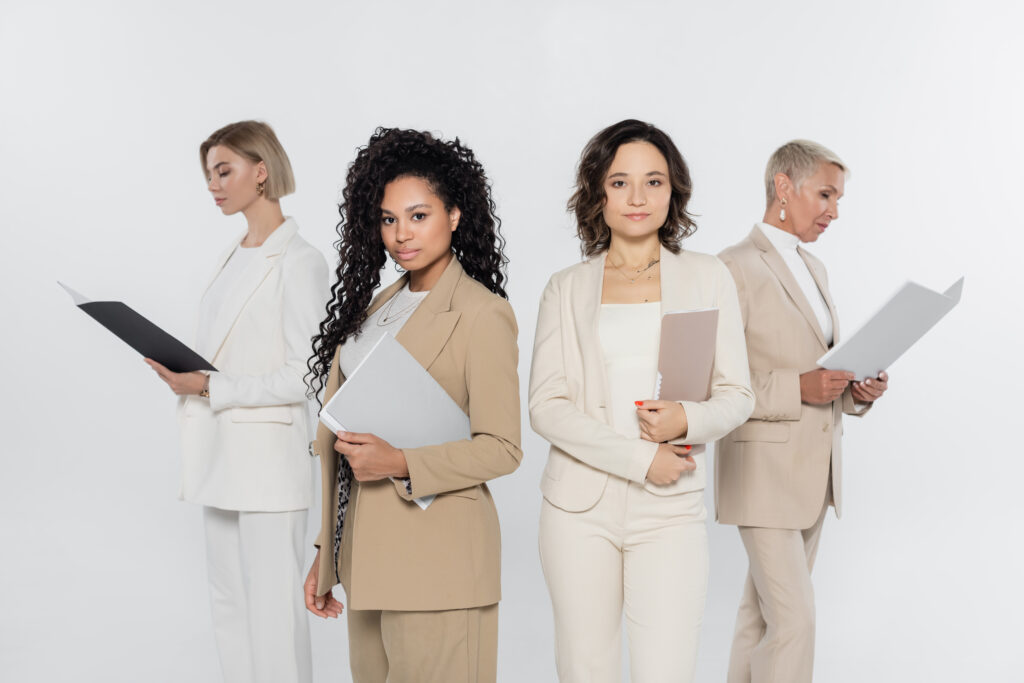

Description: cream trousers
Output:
[539,476,709,683]
[203,506,312,683]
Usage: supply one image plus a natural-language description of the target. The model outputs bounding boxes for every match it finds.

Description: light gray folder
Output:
[655,308,719,454]
[319,332,470,509]
[818,277,964,381]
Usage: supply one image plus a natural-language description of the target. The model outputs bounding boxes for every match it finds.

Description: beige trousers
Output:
[346,602,498,683]
[726,492,830,683]
[539,476,709,683]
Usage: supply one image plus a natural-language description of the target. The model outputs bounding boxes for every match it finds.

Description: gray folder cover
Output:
[818,277,964,381]
[318,332,470,451]
[656,308,719,452]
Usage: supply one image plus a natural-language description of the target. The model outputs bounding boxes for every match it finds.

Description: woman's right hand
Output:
[645,443,696,486]
[304,549,344,619]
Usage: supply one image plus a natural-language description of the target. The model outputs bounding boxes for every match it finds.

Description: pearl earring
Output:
[779,199,787,222]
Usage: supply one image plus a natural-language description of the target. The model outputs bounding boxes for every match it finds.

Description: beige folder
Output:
[656,308,719,453]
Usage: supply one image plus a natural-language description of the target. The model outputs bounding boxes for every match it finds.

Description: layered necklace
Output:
[609,255,660,284]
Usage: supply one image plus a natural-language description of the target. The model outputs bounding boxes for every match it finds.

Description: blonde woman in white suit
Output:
[529,119,755,683]
[146,121,327,683]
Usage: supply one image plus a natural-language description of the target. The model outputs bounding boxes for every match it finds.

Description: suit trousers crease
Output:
[539,475,709,683]
[203,506,312,683]
[347,603,499,683]
[726,477,831,683]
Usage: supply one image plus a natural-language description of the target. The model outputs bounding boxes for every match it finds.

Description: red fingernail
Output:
[685,445,692,451]
[635,401,643,407]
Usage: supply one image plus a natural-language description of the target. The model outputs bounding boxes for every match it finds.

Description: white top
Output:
[198,243,264,340]
[758,222,834,346]
[598,302,661,439]
[338,284,430,378]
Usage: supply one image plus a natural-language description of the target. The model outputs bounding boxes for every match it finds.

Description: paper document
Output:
[319,333,471,510]
[60,282,216,373]
[817,277,964,381]
[655,308,719,455]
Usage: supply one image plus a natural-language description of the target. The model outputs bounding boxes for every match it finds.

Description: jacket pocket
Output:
[442,485,481,500]
[730,420,790,443]
[229,405,294,424]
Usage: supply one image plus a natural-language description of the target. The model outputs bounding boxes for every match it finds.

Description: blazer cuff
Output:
[676,400,711,444]
[627,440,660,484]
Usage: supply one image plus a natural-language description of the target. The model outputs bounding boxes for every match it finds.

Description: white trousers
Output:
[203,506,312,683]
[539,477,709,683]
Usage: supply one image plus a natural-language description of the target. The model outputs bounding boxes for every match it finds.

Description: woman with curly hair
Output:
[302,127,521,683]
[529,119,754,682]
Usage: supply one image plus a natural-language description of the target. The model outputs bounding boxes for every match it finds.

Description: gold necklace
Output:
[609,256,660,284]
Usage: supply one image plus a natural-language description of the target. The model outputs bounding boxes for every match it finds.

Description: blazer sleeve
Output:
[528,276,659,485]
[398,297,523,499]
[842,386,873,417]
[207,247,329,411]
[720,252,802,422]
[672,260,755,444]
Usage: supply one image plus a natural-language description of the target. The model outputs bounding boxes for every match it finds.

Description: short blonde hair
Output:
[200,120,295,199]
[765,139,847,205]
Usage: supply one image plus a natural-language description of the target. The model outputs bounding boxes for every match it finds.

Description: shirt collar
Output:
[757,221,801,253]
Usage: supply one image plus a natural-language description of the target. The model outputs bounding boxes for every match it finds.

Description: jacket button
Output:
[822,424,830,432]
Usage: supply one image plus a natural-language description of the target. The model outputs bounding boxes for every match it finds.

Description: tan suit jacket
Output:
[716,225,868,530]
[529,247,755,513]
[313,257,522,611]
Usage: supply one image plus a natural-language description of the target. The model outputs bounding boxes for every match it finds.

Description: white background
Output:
[2,1,1022,681]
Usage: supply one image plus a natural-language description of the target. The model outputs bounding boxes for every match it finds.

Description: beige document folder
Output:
[656,309,718,454]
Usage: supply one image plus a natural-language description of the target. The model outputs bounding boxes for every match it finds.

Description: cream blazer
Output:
[716,225,869,530]
[529,246,755,513]
[178,218,329,512]
[312,257,522,611]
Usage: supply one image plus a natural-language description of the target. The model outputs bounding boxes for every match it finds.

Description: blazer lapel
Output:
[573,253,605,363]
[798,248,840,345]
[395,256,463,372]
[750,226,828,350]
[201,219,298,360]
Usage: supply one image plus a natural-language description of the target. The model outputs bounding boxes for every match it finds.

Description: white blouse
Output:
[338,284,430,378]
[598,302,662,440]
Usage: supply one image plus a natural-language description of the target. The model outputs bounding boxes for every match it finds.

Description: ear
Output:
[255,161,268,183]
[773,172,793,203]
[448,206,461,232]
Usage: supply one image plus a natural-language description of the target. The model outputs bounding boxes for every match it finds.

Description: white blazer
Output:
[178,218,329,512]
[529,246,755,513]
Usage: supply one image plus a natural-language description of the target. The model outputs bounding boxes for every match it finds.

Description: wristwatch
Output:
[199,376,210,398]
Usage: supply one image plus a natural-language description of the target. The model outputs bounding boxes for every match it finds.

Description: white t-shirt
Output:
[598,302,662,439]
[338,284,430,378]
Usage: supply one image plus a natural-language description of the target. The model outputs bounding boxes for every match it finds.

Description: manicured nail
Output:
[685,445,692,451]
[635,401,644,407]
[865,379,871,386]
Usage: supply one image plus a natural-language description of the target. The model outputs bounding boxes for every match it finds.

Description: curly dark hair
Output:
[568,119,697,258]
[306,127,508,401]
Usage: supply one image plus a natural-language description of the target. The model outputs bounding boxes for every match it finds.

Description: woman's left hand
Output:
[636,400,688,443]
[145,359,207,396]
[851,371,889,403]
[335,431,410,481]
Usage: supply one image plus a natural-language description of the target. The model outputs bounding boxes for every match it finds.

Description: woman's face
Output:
[380,175,460,285]
[781,162,845,243]
[205,145,266,215]
[601,141,672,242]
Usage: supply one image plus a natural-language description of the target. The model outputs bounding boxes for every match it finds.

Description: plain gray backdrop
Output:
[2,0,1022,681]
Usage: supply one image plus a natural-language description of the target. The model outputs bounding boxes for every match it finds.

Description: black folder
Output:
[61,282,215,373]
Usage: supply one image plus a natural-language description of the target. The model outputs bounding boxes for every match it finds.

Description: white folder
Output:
[817,277,964,381]
[319,332,471,510]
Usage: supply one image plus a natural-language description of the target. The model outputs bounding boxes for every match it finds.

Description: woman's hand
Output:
[851,371,889,403]
[636,400,688,442]
[304,549,343,619]
[145,359,207,396]
[799,368,854,405]
[645,443,696,486]
[334,431,409,481]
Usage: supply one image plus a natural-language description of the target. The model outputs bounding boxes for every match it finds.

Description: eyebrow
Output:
[208,161,229,172]
[607,171,667,178]
[381,203,432,216]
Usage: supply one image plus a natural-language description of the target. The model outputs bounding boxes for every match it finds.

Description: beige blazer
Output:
[178,218,328,511]
[529,246,754,513]
[716,225,869,530]
[313,257,522,611]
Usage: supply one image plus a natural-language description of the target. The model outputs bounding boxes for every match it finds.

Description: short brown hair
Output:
[200,120,295,199]
[568,119,697,257]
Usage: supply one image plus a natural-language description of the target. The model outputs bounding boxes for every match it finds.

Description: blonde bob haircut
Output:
[765,139,847,205]
[200,120,295,200]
